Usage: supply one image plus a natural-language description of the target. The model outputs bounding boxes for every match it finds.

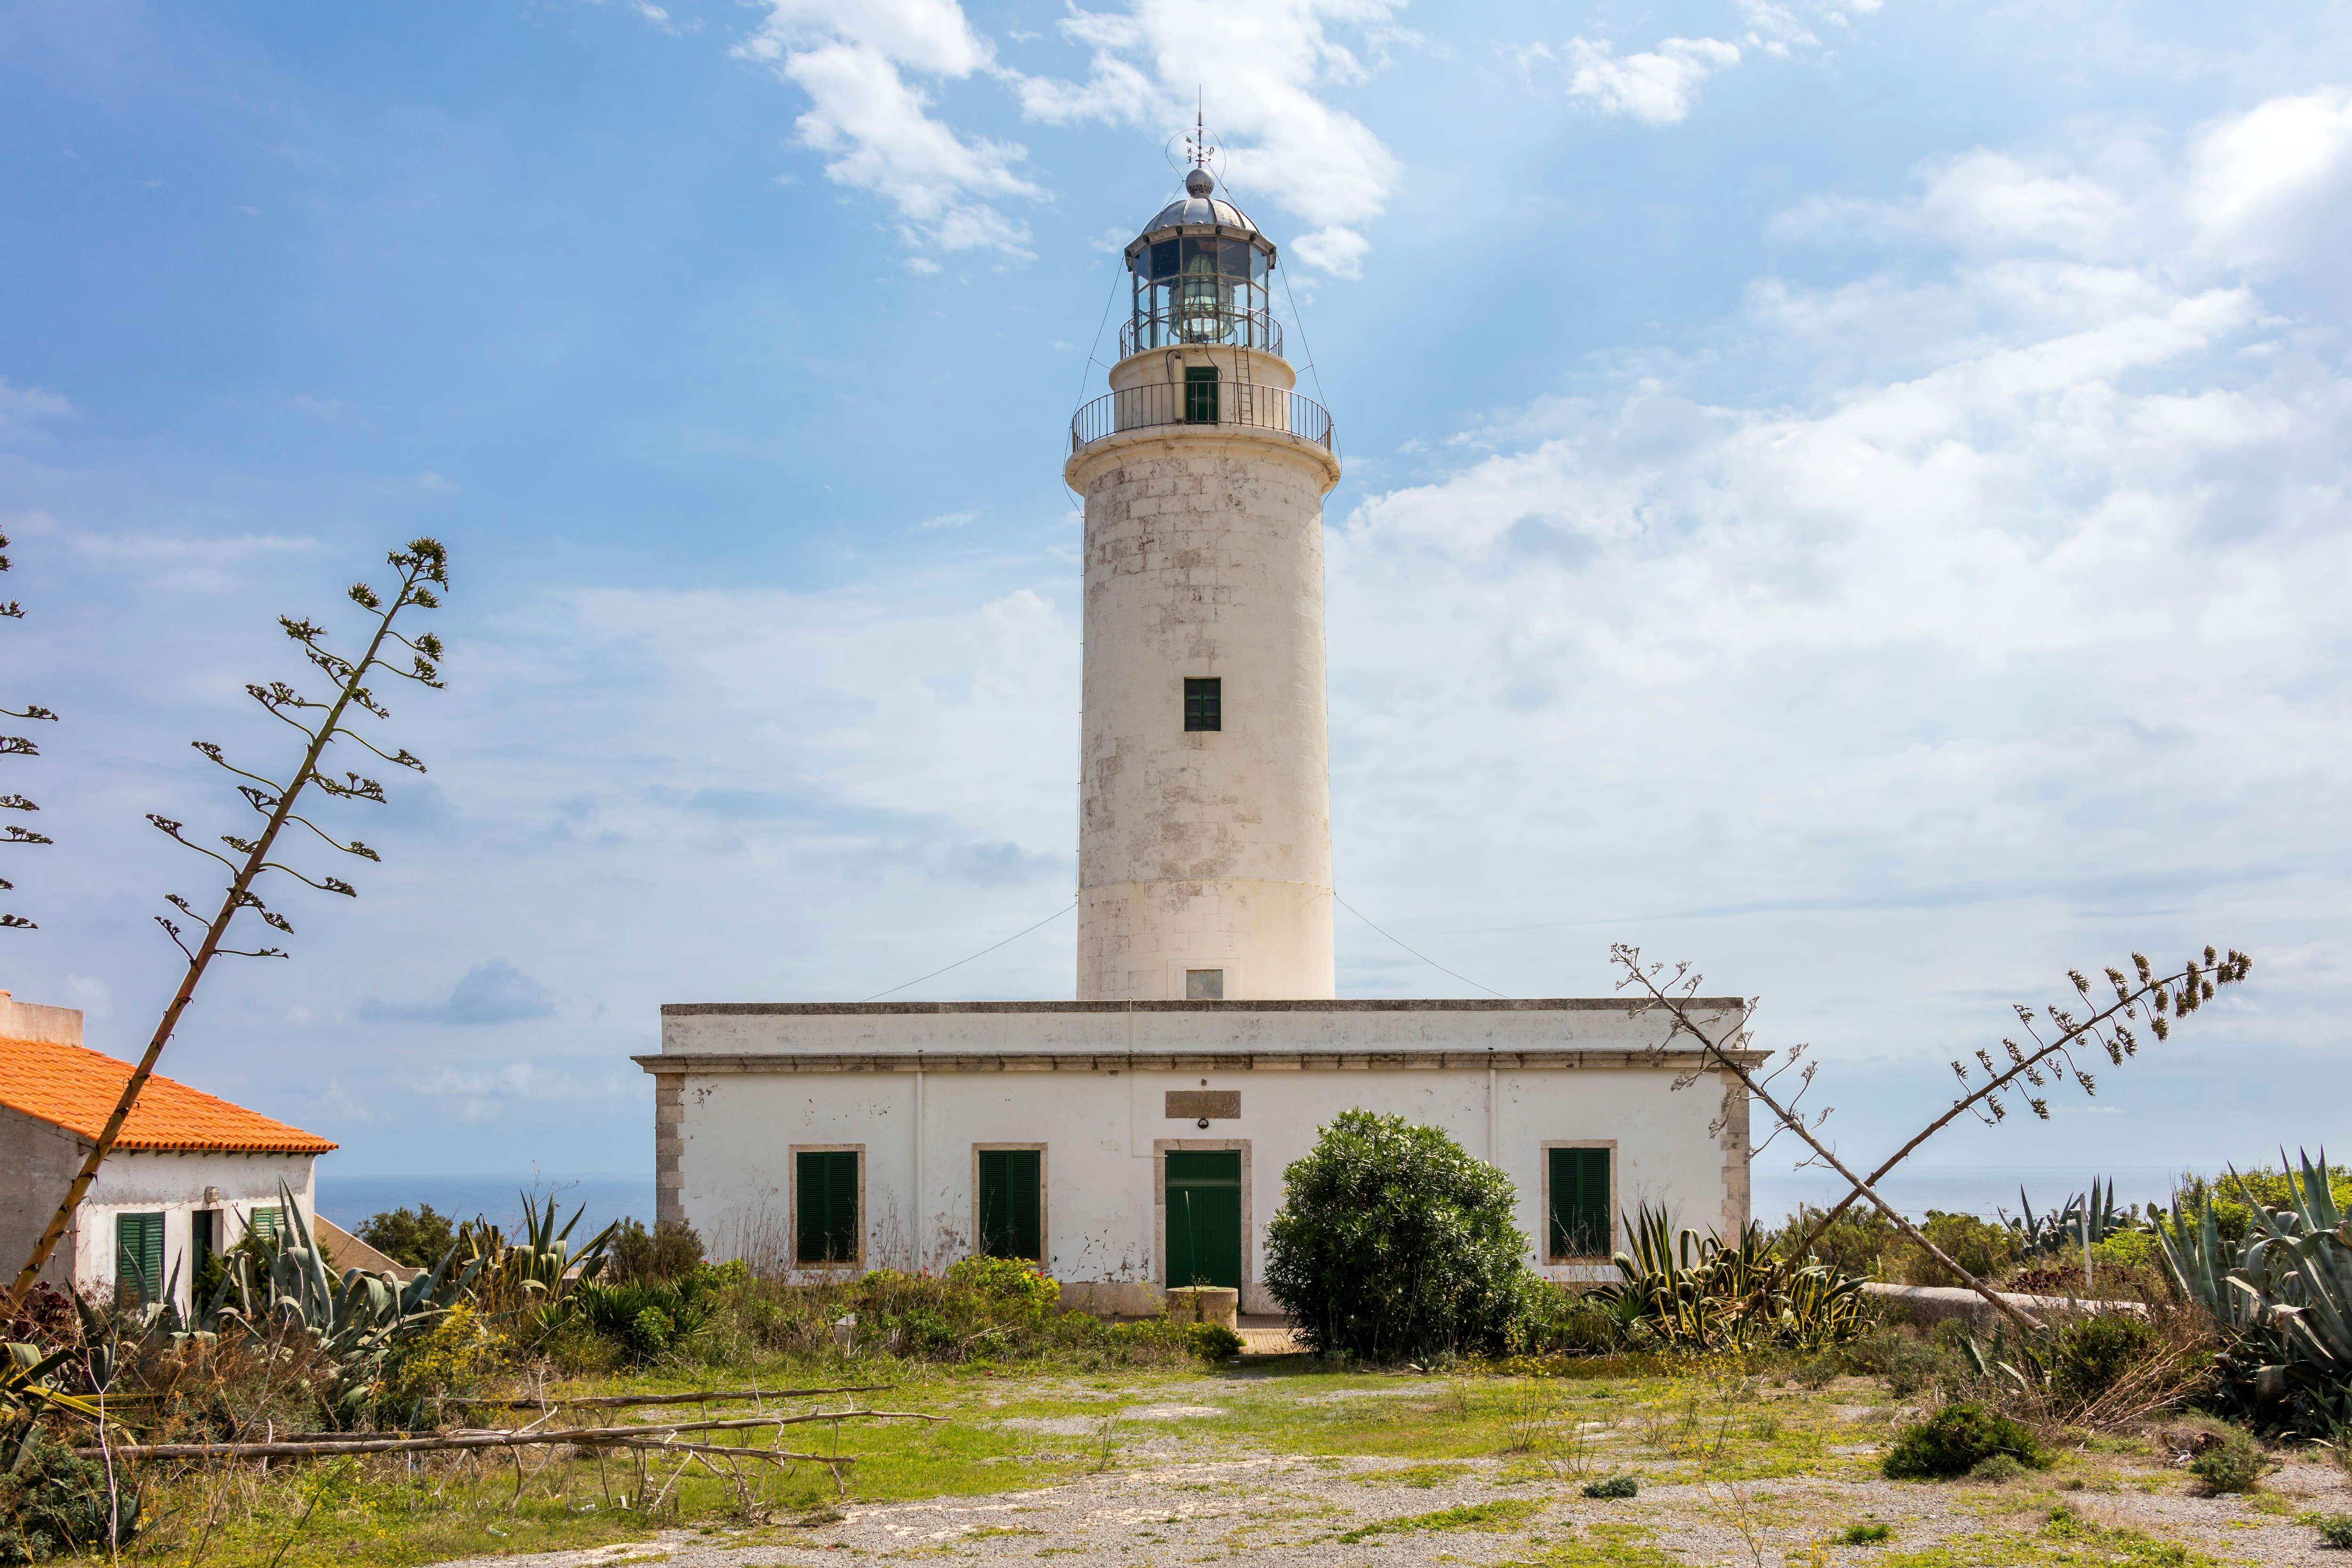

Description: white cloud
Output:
[2185,87,2352,267]
[737,0,1044,256]
[917,508,978,529]
[0,377,73,436]
[1013,0,1403,274]
[1534,36,1741,126]
[1309,87,2352,1172]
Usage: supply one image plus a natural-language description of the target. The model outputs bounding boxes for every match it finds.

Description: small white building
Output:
[642,169,1757,1313]
[0,993,335,1311]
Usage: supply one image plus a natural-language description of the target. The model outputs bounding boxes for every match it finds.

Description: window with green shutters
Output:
[246,1206,284,1244]
[115,1211,165,1306]
[795,1150,860,1265]
[1547,1146,1613,1259]
[1182,365,1220,423]
[1184,677,1220,732]
[976,1148,1043,1261]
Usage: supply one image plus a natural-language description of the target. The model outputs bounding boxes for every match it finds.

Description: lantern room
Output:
[1122,167,1282,358]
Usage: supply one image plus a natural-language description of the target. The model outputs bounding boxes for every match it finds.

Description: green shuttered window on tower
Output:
[115,1211,165,1306]
[1548,1146,1613,1258]
[977,1148,1043,1260]
[796,1150,860,1264]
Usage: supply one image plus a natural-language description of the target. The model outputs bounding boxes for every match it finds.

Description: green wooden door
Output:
[1165,1151,1242,1289]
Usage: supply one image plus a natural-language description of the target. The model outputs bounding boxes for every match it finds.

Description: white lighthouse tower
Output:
[1065,166,1342,1002]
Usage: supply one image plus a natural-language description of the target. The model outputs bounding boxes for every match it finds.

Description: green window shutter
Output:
[979,1150,1043,1260]
[115,1212,164,1306]
[797,1151,859,1263]
[1184,677,1221,732]
[1548,1148,1612,1258]
[247,1207,283,1244]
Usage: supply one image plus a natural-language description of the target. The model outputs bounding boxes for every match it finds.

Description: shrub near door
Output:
[1262,1110,1534,1363]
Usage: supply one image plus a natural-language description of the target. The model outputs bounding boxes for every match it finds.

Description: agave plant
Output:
[212,1182,483,1425]
[455,1192,617,1319]
[1592,1204,1867,1353]
[2005,1177,2134,1258]
[2156,1147,2352,1437]
[0,1342,105,1467]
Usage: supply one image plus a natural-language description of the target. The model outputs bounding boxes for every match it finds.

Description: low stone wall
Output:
[1863,1281,2147,1329]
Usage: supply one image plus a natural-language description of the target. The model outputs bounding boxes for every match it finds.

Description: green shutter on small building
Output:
[796,1151,859,1263]
[246,1206,283,1244]
[1548,1147,1612,1258]
[115,1211,165,1306]
[977,1149,1042,1260]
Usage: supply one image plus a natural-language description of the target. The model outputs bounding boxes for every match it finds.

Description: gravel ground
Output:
[414,1446,2352,1567]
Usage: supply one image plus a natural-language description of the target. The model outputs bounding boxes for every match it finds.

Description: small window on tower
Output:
[1184,677,1220,732]
[1183,365,1220,423]
[1185,969,1225,1000]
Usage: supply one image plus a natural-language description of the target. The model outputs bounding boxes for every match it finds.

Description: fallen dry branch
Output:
[76,1408,941,1462]
[455,1384,892,1410]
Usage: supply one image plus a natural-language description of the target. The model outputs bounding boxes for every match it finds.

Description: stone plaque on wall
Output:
[1165,1090,1241,1120]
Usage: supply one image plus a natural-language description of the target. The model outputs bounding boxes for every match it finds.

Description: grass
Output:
[40,1345,2287,1568]
[1331,1497,1546,1543]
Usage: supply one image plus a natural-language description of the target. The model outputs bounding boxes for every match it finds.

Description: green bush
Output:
[1883,1401,2051,1480]
[0,1435,139,1565]
[355,1203,458,1269]
[1581,1477,1637,1499]
[1839,1523,1892,1545]
[1967,1454,2028,1483]
[2315,1514,2352,1548]
[1900,1212,2023,1288]
[942,1256,1060,1321]
[559,1259,744,1363]
[608,1218,706,1284]
[1263,1110,1535,1363]
[2051,1313,2161,1404]
[1777,1205,1907,1282]
[2187,1429,2270,1494]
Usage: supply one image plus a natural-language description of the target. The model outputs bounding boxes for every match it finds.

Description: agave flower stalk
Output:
[5,540,451,1310]
[1612,942,2253,1335]
[0,528,59,931]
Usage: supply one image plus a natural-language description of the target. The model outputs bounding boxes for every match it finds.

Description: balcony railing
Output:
[1070,380,1337,458]
[1119,305,1283,358]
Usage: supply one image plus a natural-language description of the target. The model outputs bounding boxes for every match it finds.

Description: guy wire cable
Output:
[1064,252,1128,514]
[859,901,1077,1003]
[1335,892,1510,998]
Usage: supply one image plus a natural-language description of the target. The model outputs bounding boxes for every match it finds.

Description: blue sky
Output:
[4,0,2349,1213]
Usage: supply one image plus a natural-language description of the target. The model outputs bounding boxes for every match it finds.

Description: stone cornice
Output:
[660,996,1747,1017]
[633,1048,1769,1076]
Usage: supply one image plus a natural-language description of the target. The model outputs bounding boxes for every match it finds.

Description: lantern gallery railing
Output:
[1070,381,1336,457]
[1118,305,1284,358]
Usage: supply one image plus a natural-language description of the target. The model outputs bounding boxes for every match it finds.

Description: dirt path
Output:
[413,1446,2352,1567]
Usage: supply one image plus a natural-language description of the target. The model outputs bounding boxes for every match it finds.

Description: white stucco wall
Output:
[648,999,1754,1314]
[1066,344,1342,1003]
[68,1149,318,1312]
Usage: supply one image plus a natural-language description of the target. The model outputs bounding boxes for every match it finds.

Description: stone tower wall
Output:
[1066,352,1341,1001]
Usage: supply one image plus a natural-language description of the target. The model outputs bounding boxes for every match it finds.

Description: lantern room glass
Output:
[1128,230,1277,352]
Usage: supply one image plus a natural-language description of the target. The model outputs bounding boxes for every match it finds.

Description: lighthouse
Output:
[1065,166,1343,1002]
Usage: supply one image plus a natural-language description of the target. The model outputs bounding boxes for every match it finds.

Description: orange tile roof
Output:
[0,1036,337,1154]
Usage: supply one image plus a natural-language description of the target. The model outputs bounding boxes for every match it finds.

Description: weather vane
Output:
[1167,89,1221,186]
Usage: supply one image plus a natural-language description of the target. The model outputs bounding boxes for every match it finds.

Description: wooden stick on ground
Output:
[76,1409,940,1463]
[453,1385,893,1410]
